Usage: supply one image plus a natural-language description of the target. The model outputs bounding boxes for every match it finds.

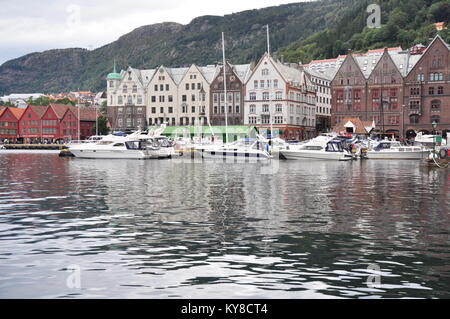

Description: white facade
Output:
[177,64,218,126]
[244,53,316,136]
[146,66,182,126]
[306,69,332,117]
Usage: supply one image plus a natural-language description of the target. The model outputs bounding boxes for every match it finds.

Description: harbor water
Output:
[0,153,449,298]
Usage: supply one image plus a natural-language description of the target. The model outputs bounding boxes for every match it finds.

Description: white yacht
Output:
[366,140,429,159]
[69,139,151,159]
[198,137,272,160]
[414,132,447,148]
[280,135,352,161]
[69,130,175,160]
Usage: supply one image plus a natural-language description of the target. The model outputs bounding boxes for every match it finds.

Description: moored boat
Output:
[280,135,352,161]
[366,140,429,159]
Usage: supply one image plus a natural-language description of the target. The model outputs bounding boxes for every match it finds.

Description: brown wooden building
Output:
[403,35,450,138]
[331,37,450,138]
[209,62,251,126]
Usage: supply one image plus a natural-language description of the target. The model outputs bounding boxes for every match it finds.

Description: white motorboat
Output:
[366,140,429,159]
[69,139,151,159]
[414,132,447,148]
[280,135,352,161]
[69,129,175,160]
[198,138,272,160]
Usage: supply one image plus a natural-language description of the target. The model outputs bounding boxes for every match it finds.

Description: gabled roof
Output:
[49,104,69,119]
[198,65,220,83]
[233,64,252,83]
[26,105,49,119]
[9,107,25,120]
[406,34,450,78]
[69,106,97,121]
[165,67,189,85]
[332,117,372,135]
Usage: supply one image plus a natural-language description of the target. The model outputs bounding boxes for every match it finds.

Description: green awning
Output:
[161,125,258,137]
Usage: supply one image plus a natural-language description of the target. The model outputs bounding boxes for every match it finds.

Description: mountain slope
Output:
[278,0,450,63]
[0,0,353,94]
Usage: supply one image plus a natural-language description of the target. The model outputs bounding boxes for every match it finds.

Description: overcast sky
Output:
[0,0,309,65]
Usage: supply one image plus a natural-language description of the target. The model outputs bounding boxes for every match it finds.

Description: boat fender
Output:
[439,148,448,159]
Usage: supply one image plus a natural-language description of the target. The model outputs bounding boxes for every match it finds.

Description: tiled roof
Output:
[28,105,49,119]
[69,106,97,121]
[332,117,371,135]
[49,104,69,119]
[165,67,189,85]
[9,107,25,120]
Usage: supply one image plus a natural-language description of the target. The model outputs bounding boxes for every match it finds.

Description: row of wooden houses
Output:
[0,104,97,143]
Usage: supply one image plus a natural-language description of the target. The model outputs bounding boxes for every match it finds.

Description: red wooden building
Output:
[69,106,97,139]
[0,107,24,142]
[19,105,48,143]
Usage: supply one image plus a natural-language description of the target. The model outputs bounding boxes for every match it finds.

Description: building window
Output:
[254,80,258,89]
[137,95,142,104]
[262,92,269,100]
[151,107,156,114]
[431,115,440,124]
[192,106,196,113]
[166,84,169,91]
[429,87,435,95]
[275,92,282,100]
[127,96,132,104]
[409,101,420,110]
[160,107,164,113]
[438,86,444,95]
[168,95,173,102]
[431,100,441,111]
[118,96,123,104]
[249,93,256,101]
[274,79,278,88]
[276,104,282,112]
[182,95,187,102]
[262,68,269,76]
[409,115,419,124]
[235,105,240,113]
[262,104,269,113]
[249,105,256,113]
[168,107,173,113]
[132,85,137,93]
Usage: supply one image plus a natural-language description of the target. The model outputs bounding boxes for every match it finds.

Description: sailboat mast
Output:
[222,32,229,143]
[267,24,273,142]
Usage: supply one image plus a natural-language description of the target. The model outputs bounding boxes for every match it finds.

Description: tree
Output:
[100,100,108,116]
[92,116,109,135]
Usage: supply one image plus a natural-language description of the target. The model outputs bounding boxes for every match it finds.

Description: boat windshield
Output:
[326,142,344,152]
[125,141,143,150]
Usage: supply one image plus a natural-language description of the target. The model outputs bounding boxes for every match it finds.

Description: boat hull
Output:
[200,149,271,160]
[280,150,351,161]
[70,149,150,159]
[366,150,429,160]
